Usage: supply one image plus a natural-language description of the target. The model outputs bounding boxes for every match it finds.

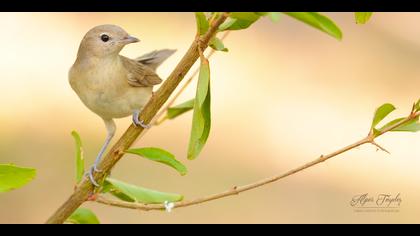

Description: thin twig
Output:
[95,110,419,212]
[95,138,369,211]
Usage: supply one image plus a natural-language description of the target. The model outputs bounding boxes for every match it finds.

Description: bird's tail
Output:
[136,49,177,71]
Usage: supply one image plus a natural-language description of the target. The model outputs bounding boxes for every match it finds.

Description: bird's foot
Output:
[133,119,151,129]
[86,166,100,187]
[93,164,102,173]
[132,110,151,129]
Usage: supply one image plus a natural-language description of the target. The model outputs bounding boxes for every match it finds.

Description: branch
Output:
[45,13,229,224]
[94,111,420,212]
[153,31,231,126]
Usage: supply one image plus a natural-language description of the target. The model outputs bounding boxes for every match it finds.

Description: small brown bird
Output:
[69,24,175,186]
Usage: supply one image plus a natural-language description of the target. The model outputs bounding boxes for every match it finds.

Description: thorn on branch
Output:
[319,155,327,162]
[370,141,391,155]
[232,186,239,194]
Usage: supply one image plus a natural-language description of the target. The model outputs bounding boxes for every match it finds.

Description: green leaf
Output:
[415,99,420,112]
[219,14,261,31]
[71,131,84,184]
[392,118,420,132]
[188,60,211,160]
[219,18,238,31]
[378,117,405,133]
[196,61,210,108]
[195,12,209,35]
[284,12,342,40]
[67,208,100,224]
[255,12,281,23]
[267,12,281,23]
[209,37,228,52]
[256,12,281,22]
[230,12,260,21]
[167,99,195,119]
[0,164,36,193]
[125,147,187,176]
[355,12,373,24]
[377,116,420,134]
[103,178,183,204]
[371,103,396,129]
[102,181,134,202]
[255,12,268,16]
[372,128,381,137]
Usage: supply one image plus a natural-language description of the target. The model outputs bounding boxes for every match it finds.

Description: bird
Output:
[69,24,176,186]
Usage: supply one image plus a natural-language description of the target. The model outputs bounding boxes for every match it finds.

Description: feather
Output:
[135,49,177,70]
[120,56,162,87]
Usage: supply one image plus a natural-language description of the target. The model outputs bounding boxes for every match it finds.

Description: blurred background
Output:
[0,12,419,224]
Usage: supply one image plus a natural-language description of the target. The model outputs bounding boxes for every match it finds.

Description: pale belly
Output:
[86,86,152,119]
[70,70,153,120]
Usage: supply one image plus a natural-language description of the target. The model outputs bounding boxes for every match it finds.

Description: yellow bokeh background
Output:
[0,12,419,223]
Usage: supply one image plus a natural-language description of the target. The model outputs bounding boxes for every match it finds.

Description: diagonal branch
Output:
[153,30,230,126]
[94,111,419,212]
[45,13,229,224]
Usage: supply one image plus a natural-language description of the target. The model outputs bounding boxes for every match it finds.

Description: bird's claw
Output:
[132,110,151,129]
[133,119,151,129]
[93,165,103,173]
[86,166,100,187]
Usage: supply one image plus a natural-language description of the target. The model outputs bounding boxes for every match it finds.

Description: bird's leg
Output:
[87,119,116,187]
[132,109,151,129]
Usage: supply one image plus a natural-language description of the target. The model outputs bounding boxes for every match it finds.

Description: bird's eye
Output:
[100,34,110,42]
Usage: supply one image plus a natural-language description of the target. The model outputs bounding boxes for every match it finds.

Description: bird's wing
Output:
[135,49,176,71]
[120,56,163,87]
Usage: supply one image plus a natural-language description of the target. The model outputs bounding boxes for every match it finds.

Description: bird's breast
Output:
[69,59,152,119]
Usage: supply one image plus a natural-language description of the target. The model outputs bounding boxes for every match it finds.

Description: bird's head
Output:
[77,24,139,58]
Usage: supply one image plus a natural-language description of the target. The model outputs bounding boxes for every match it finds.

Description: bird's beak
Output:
[121,35,140,44]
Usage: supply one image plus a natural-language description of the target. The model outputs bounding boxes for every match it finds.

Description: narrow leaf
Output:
[101,181,134,202]
[255,12,268,16]
[0,164,36,193]
[355,12,373,24]
[378,117,405,133]
[71,131,84,184]
[267,12,281,22]
[126,147,187,176]
[284,12,342,40]
[378,117,420,134]
[256,12,281,22]
[196,61,210,108]
[392,119,420,132]
[219,18,237,31]
[209,37,228,52]
[219,15,260,31]
[230,12,260,21]
[167,99,195,119]
[195,12,209,35]
[371,103,396,129]
[67,208,100,224]
[415,99,420,112]
[104,178,183,204]
[188,60,211,160]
